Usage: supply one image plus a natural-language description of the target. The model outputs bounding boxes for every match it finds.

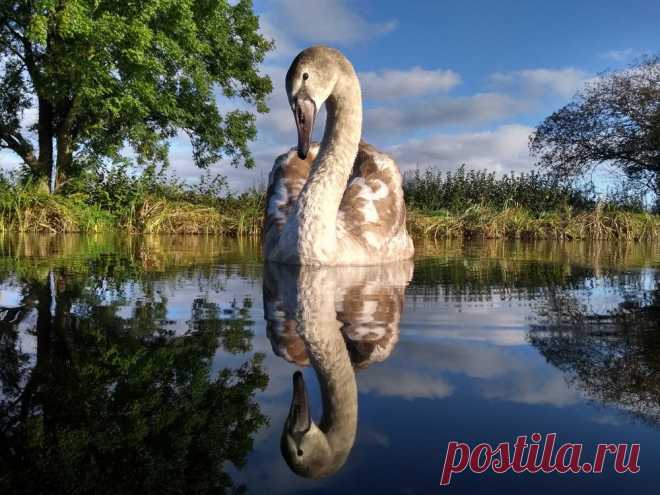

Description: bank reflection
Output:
[263,261,413,479]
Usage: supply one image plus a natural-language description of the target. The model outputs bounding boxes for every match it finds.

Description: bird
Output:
[263,260,413,478]
[263,46,414,266]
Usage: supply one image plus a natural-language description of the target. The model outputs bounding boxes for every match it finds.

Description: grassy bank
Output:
[1,167,658,241]
[407,206,659,242]
[404,166,659,242]
[0,171,264,236]
[1,188,658,241]
[0,189,263,235]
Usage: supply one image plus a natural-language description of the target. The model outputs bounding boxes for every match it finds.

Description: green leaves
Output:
[1,0,273,183]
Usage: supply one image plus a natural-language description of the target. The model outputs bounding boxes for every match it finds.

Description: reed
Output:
[403,166,658,242]
[1,168,658,241]
[408,206,660,242]
[0,185,113,233]
[402,165,636,214]
[0,181,265,236]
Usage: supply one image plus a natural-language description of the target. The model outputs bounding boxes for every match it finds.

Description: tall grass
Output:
[0,183,113,233]
[0,164,658,240]
[404,166,659,242]
[0,185,265,235]
[125,192,264,235]
[404,165,603,214]
[0,167,265,236]
[407,205,659,242]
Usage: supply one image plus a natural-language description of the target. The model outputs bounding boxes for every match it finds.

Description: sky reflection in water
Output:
[0,235,658,494]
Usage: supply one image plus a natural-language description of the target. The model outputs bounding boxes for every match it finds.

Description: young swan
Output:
[264,46,414,266]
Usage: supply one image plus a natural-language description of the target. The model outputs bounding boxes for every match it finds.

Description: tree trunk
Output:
[54,132,74,192]
[34,273,54,435]
[52,94,79,192]
[35,98,54,187]
[655,173,660,214]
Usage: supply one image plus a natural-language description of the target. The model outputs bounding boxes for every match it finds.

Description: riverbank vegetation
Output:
[0,167,264,236]
[1,165,658,241]
[404,166,660,242]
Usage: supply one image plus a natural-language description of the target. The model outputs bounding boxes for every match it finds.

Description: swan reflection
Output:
[263,261,413,479]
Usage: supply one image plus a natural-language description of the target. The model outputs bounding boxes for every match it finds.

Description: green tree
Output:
[529,54,660,208]
[0,0,272,192]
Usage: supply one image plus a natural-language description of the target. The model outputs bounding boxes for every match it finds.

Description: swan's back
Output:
[264,141,413,262]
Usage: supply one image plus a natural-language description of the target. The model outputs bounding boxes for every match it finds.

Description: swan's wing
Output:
[338,142,408,251]
[263,143,319,236]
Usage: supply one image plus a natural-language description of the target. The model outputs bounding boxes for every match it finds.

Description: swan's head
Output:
[285,46,354,159]
[281,371,339,479]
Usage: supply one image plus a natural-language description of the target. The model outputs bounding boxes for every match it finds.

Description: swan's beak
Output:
[294,96,316,160]
[286,370,311,434]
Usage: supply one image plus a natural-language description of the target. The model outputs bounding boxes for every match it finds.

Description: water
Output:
[0,235,658,494]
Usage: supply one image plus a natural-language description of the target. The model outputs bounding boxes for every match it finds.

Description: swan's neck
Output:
[295,76,362,264]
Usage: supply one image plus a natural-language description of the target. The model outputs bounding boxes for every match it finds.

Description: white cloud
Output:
[265,0,396,45]
[396,341,526,379]
[365,93,528,134]
[360,67,460,100]
[601,48,635,62]
[387,124,535,173]
[165,99,535,190]
[254,68,295,140]
[490,68,588,98]
[0,150,23,172]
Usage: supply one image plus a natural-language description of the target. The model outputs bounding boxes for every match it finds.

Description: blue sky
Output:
[225,0,660,190]
[1,0,659,191]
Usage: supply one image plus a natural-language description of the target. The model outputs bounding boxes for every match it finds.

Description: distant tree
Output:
[529,54,660,208]
[0,0,272,192]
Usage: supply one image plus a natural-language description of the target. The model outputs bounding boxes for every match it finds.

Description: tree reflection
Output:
[0,259,268,494]
[529,272,660,424]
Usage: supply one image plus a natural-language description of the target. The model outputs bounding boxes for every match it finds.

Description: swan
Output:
[264,46,414,266]
[263,260,413,478]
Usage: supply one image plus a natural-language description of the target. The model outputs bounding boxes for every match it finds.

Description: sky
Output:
[1,0,659,192]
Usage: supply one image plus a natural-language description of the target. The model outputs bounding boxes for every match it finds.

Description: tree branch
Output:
[0,126,36,165]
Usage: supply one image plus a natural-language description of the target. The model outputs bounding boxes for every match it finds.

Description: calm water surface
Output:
[0,235,658,494]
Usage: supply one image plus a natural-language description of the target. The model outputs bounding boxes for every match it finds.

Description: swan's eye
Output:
[302,72,309,81]
[297,449,304,456]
